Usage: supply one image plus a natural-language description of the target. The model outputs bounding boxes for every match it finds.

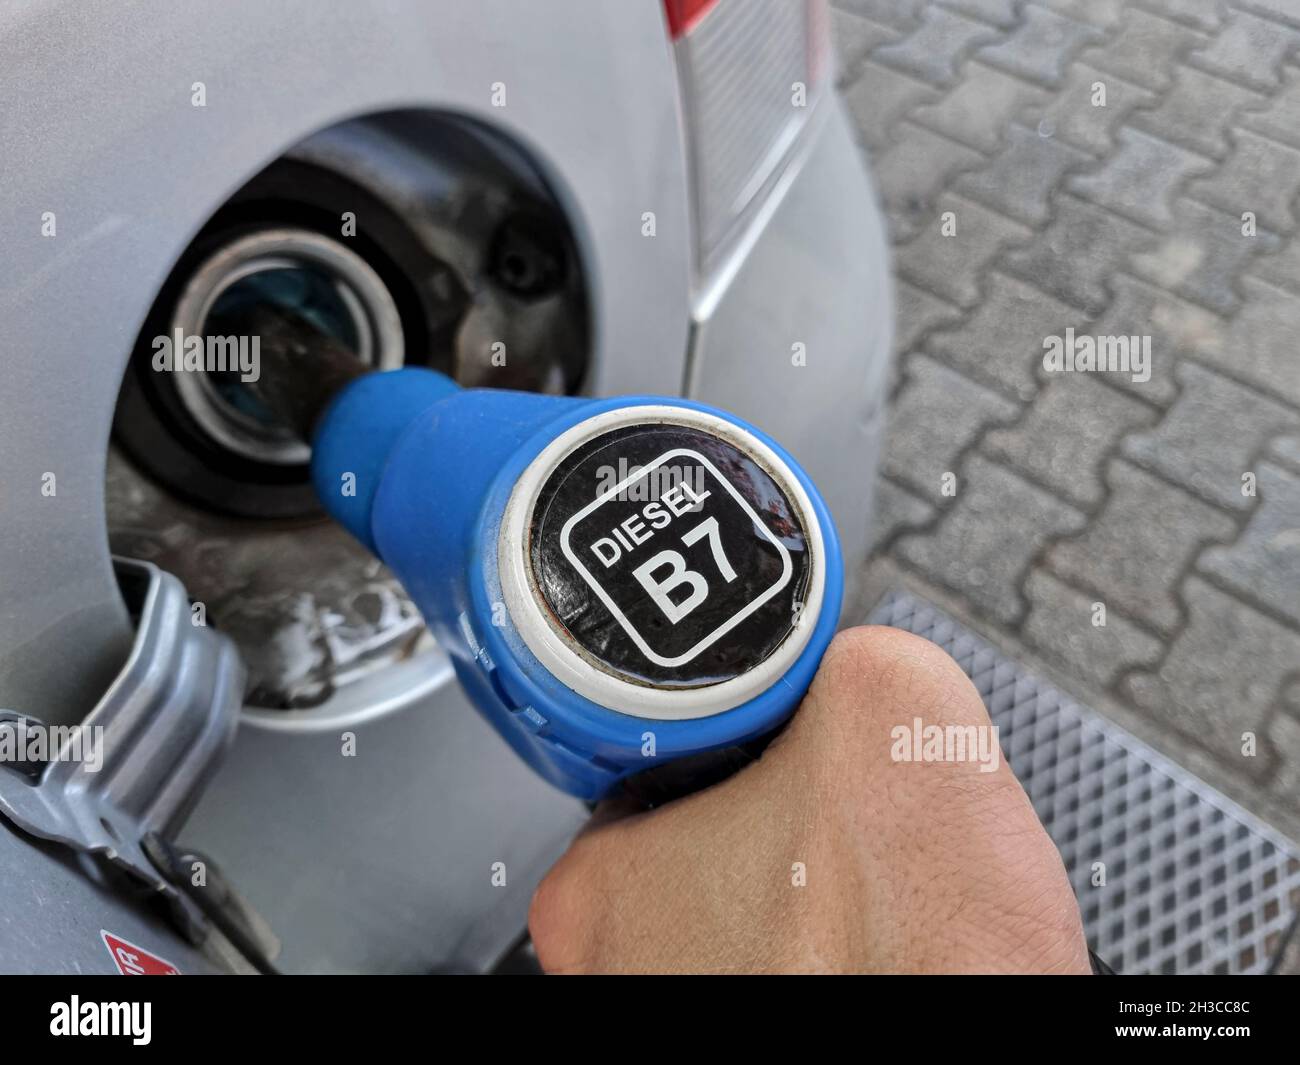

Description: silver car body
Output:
[0,0,891,972]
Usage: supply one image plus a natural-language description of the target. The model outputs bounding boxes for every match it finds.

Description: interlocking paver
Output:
[1068,128,1215,229]
[1128,65,1267,159]
[926,272,1083,401]
[841,61,943,150]
[1122,577,1300,765]
[894,277,964,356]
[869,476,938,551]
[938,0,1021,28]
[883,353,1021,495]
[1121,361,1300,510]
[834,0,925,32]
[1188,127,1300,234]
[1021,568,1164,687]
[1140,0,1227,33]
[912,62,1050,152]
[1034,0,1126,29]
[1188,7,1300,92]
[835,0,1300,846]
[1022,62,1157,155]
[1045,459,1238,634]
[1130,196,1281,314]
[874,5,1004,86]
[1200,462,1300,625]
[832,10,900,80]
[1250,229,1300,293]
[1239,62,1300,149]
[895,191,1032,305]
[1089,273,1224,406]
[956,123,1093,224]
[983,373,1157,507]
[1000,193,1152,314]
[1272,434,1300,470]
[895,455,1087,624]
[1196,276,1300,406]
[1238,0,1300,30]
[1267,713,1300,803]
[873,123,988,239]
[1081,7,1209,94]
[977,5,1105,87]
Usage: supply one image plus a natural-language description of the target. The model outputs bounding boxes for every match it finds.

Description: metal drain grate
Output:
[867,589,1300,975]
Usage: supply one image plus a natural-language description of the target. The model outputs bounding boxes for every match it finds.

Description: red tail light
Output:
[663,0,720,39]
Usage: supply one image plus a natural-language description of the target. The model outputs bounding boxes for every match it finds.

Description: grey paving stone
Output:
[1021,62,1157,155]
[895,191,1033,305]
[1250,230,1300,293]
[1188,127,1300,234]
[1088,273,1225,407]
[1195,276,1300,406]
[955,122,1093,224]
[1188,7,1300,91]
[1121,361,1300,511]
[977,4,1105,87]
[1240,62,1300,150]
[938,0,1021,28]
[1121,576,1300,766]
[1081,7,1209,94]
[1238,0,1300,30]
[894,277,964,356]
[873,123,988,240]
[1266,712,1300,805]
[1045,458,1239,634]
[1271,434,1300,470]
[1128,64,1268,159]
[911,61,1050,152]
[834,0,925,32]
[1130,196,1281,315]
[1200,462,1300,625]
[1033,0,1126,29]
[1068,128,1215,229]
[874,5,1004,86]
[927,271,1084,401]
[832,10,900,81]
[1140,0,1228,33]
[1021,567,1165,687]
[1000,193,1153,314]
[869,475,938,552]
[841,60,943,150]
[883,353,1022,495]
[983,372,1158,507]
[895,454,1087,624]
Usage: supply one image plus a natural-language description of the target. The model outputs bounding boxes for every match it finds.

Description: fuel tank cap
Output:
[499,406,826,721]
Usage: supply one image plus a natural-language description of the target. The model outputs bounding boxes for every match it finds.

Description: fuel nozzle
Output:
[236,306,370,440]
[233,304,843,800]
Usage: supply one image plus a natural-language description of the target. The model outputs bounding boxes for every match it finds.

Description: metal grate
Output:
[867,589,1300,975]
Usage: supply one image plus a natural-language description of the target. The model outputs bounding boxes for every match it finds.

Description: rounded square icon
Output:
[529,423,812,688]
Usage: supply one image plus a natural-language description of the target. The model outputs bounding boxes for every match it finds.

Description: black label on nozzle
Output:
[528,423,812,688]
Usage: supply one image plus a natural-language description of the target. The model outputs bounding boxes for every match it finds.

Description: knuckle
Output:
[527,846,599,974]
[809,625,990,731]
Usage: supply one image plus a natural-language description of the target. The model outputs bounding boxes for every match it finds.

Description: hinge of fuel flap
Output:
[0,557,279,973]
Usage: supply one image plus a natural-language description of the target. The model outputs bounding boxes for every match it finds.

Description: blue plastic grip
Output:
[311,369,844,800]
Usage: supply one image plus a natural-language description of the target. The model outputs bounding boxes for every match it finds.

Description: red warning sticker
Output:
[100,930,181,975]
